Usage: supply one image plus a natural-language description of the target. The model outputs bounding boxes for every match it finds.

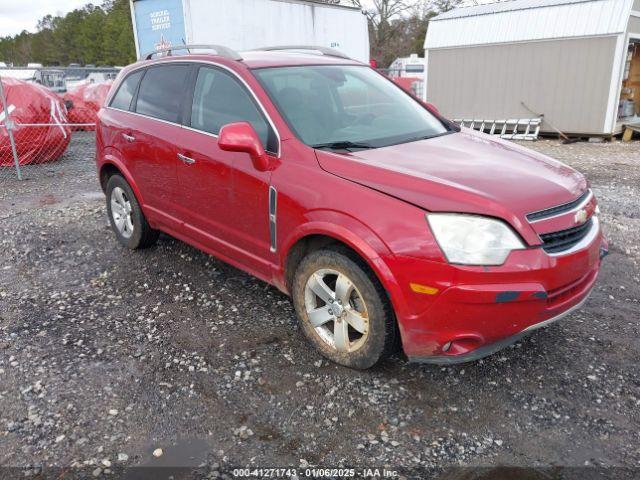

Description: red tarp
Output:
[0,77,71,166]
[392,77,422,94]
[63,81,113,130]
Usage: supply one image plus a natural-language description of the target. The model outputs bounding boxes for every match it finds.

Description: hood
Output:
[315,129,587,242]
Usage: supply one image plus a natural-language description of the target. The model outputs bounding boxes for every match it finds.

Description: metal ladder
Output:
[454,118,542,140]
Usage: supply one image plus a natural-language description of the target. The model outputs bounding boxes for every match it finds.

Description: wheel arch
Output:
[284,233,347,291]
[98,153,145,207]
[279,220,408,319]
[99,163,121,192]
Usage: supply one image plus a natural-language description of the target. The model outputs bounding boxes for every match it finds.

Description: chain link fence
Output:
[0,73,100,190]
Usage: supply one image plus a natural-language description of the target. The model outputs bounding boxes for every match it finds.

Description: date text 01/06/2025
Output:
[231,467,400,478]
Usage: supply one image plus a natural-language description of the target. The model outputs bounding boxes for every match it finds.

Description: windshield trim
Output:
[251,64,454,150]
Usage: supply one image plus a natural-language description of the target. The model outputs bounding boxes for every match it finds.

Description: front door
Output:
[175,65,279,278]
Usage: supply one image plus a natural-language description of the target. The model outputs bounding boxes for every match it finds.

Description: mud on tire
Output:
[291,247,397,369]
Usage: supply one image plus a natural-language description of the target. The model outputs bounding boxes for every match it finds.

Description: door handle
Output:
[178,153,196,165]
[122,133,135,143]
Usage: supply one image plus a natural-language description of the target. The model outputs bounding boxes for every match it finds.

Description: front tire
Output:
[291,248,396,369]
[105,174,159,250]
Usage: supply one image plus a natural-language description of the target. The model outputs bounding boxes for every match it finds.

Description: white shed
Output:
[424,0,640,135]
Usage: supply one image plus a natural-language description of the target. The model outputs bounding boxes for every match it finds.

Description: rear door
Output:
[174,65,279,278]
[130,63,192,228]
[104,69,145,183]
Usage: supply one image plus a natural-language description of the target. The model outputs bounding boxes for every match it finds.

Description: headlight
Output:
[426,214,525,265]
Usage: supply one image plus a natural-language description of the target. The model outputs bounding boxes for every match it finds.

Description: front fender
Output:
[278,210,411,318]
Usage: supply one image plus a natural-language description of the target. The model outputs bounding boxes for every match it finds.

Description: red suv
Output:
[96,45,607,369]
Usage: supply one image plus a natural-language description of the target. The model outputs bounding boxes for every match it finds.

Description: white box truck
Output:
[129,0,370,62]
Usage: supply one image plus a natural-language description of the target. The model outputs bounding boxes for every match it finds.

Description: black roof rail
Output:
[253,45,351,60]
[141,44,243,62]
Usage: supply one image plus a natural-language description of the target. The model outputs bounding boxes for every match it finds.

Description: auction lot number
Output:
[233,468,399,478]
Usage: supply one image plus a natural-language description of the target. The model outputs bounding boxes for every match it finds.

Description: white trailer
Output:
[388,54,425,80]
[129,0,370,62]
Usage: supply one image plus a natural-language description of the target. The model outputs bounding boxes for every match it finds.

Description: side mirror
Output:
[218,122,270,172]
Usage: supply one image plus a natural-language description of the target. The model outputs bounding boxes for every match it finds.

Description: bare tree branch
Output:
[350,0,462,67]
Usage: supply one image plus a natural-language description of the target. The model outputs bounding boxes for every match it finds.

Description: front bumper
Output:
[389,219,607,364]
[409,293,590,364]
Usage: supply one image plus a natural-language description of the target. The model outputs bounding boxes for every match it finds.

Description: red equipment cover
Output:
[0,77,71,166]
[392,77,421,94]
[63,81,113,130]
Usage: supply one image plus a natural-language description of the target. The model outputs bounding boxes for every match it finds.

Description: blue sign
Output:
[133,0,186,56]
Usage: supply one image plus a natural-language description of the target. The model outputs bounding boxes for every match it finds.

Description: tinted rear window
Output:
[135,65,190,123]
[109,70,143,111]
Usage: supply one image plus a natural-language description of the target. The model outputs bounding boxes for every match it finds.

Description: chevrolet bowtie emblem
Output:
[574,209,588,225]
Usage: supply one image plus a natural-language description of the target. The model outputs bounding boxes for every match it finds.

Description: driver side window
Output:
[190,67,275,153]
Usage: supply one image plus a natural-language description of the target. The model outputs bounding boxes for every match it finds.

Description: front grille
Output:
[539,217,593,254]
[526,190,591,222]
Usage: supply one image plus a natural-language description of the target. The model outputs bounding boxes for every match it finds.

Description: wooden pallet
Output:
[622,123,640,142]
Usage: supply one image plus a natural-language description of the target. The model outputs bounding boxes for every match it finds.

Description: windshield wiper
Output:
[311,141,375,151]
[405,134,441,142]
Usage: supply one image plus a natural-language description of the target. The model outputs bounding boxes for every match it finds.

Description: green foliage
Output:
[0,0,136,67]
[0,0,464,68]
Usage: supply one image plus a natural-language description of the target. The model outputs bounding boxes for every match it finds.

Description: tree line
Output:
[0,0,460,69]
[0,0,136,67]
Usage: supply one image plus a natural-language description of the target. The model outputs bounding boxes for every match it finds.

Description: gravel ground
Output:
[0,134,639,478]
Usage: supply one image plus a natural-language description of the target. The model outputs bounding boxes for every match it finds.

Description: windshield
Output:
[253,65,449,150]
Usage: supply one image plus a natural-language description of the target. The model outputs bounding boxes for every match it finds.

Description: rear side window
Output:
[109,70,144,111]
[135,65,190,123]
[190,67,276,152]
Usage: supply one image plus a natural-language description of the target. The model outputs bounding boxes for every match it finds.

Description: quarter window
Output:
[109,70,144,111]
[135,65,190,123]
[190,67,274,152]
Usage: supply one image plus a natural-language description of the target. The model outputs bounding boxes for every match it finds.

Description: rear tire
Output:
[105,174,159,250]
[291,247,396,369]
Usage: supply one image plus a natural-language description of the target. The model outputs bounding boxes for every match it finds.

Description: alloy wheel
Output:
[110,186,134,239]
[304,268,370,353]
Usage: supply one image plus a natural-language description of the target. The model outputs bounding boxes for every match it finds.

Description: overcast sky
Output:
[0,0,484,37]
[0,0,102,36]
[0,1,387,36]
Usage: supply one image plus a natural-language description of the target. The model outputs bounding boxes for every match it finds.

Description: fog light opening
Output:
[442,336,483,355]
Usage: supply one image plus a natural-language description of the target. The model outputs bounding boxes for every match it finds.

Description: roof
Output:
[267,0,361,9]
[390,54,423,63]
[240,50,362,68]
[425,0,634,50]
[0,69,38,80]
[433,0,595,21]
[132,50,363,70]
[307,0,361,9]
